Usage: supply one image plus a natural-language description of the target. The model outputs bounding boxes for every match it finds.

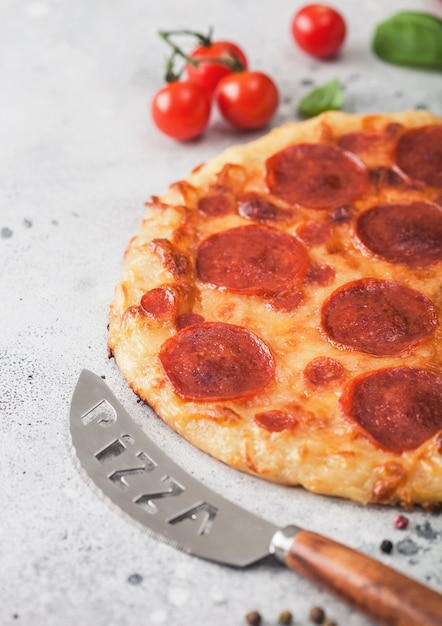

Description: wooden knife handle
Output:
[280,528,442,626]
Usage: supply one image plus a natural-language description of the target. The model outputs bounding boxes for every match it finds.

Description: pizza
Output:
[108,110,442,508]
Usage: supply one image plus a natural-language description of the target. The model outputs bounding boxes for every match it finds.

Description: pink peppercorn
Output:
[394,514,409,530]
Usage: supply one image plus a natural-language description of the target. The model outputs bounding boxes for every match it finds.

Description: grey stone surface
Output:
[1,1,441,625]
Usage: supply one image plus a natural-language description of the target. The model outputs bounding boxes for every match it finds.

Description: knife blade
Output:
[70,370,442,626]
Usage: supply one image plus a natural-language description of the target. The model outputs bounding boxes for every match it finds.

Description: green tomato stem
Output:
[159,31,199,69]
[164,51,182,83]
[159,27,213,48]
[158,29,245,81]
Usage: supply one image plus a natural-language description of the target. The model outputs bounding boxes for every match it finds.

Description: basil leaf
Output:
[298,78,344,118]
[373,11,442,70]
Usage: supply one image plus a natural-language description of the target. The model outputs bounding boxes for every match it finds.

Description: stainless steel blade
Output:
[69,369,277,567]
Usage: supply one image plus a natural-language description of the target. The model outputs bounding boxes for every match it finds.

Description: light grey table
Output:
[2,1,442,625]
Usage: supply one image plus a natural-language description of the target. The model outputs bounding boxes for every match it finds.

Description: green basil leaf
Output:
[298,78,344,118]
[373,11,442,70]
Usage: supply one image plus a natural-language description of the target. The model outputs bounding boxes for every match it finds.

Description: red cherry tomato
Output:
[151,81,211,140]
[215,71,279,130]
[186,40,248,94]
[291,4,346,59]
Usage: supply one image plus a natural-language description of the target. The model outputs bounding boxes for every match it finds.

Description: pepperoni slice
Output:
[338,131,379,155]
[394,125,442,188]
[368,167,405,189]
[267,289,304,312]
[356,202,442,269]
[297,221,331,246]
[196,225,309,295]
[237,192,296,224]
[304,263,335,287]
[140,287,176,320]
[340,368,442,452]
[254,410,298,432]
[266,143,368,209]
[321,279,438,356]
[175,312,205,330]
[327,204,354,224]
[304,357,345,387]
[159,322,275,401]
[198,192,234,217]
[338,124,403,157]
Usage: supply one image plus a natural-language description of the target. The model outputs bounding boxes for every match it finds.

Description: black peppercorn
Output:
[380,539,394,553]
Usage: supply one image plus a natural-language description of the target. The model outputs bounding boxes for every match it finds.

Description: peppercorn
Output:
[278,609,293,624]
[394,514,409,530]
[246,610,262,625]
[309,605,326,624]
[380,539,394,554]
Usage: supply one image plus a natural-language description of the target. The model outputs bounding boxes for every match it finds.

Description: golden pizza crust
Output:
[109,110,442,508]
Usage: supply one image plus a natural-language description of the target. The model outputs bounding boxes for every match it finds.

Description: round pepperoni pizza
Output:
[108,110,442,508]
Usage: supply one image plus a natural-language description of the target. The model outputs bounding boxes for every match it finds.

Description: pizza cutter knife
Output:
[69,369,442,626]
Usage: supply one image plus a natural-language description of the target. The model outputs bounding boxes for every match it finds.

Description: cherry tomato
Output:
[151,81,211,140]
[291,4,346,59]
[215,71,279,130]
[186,40,248,94]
